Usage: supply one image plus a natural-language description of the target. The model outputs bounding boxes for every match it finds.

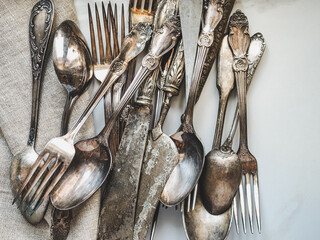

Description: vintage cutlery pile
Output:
[10,0,266,239]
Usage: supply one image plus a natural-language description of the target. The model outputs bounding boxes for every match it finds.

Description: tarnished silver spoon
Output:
[183,192,232,240]
[161,0,226,208]
[50,18,180,210]
[199,35,241,215]
[10,0,54,224]
[50,20,94,240]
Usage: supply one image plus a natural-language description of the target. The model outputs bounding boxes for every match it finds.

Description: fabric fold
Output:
[0,0,100,239]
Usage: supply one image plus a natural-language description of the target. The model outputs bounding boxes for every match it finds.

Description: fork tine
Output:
[233,194,240,234]
[29,159,60,204]
[13,151,47,204]
[253,173,261,233]
[108,2,119,57]
[95,3,105,64]
[144,0,150,11]
[121,4,125,45]
[136,0,142,10]
[246,173,254,233]
[22,154,55,203]
[150,0,156,13]
[187,193,191,212]
[114,4,118,30]
[239,177,247,233]
[33,163,68,211]
[191,184,198,211]
[102,2,112,64]
[88,4,98,65]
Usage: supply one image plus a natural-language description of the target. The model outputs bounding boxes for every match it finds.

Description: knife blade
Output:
[179,0,202,103]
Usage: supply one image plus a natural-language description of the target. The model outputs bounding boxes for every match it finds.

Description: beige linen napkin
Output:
[0,0,100,239]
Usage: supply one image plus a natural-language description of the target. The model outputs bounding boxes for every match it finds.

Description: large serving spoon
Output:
[161,0,226,209]
[51,17,181,210]
[199,35,241,215]
[10,0,54,224]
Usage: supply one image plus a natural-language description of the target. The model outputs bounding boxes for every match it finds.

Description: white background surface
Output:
[74,0,320,239]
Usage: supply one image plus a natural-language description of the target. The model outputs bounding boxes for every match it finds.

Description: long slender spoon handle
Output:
[101,16,181,140]
[27,0,54,147]
[222,32,266,150]
[67,22,152,140]
[227,10,251,150]
[195,0,236,103]
[182,0,225,130]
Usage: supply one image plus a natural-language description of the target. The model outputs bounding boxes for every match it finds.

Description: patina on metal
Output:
[183,191,232,240]
[96,16,181,240]
[162,0,229,210]
[51,20,95,240]
[195,0,236,103]
[10,0,54,224]
[133,40,184,240]
[199,35,241,215]
[227,32,266,233]
[49,22,153,210]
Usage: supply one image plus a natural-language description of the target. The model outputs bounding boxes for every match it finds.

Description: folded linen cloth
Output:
[0,0,100,239]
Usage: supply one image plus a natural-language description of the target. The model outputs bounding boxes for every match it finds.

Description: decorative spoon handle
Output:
[227,10,251,149]
[101,16,181,140]
[27,0,54,147]
[222,32,266,150]
[67,22,152,139]
[183,0,225,129]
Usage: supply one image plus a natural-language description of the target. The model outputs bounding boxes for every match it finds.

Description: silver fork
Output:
[227,10,262,234]
[13,20,152,210]
[226,32,266,234]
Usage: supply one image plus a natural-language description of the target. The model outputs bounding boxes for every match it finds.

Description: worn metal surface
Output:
[10,0,54,224]
[183,192,232,240]
[179,0,202,100]
[98,106,151,240]
[97,16,181,240]
[199,35,241,215]
[225,32,266,233]
[195,0,236,103]
[133,40,184,240]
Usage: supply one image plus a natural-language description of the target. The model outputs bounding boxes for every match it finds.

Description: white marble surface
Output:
[74,0,320,239]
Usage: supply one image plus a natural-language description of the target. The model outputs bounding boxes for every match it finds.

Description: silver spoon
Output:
[183,191,232,240]
[10,0,54,224]
[199,35,241,215]
[161,0,226,209]
[50,18,180,210]
[50,20,93,240]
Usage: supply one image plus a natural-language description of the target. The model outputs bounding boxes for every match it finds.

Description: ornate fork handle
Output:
[227,10,251,150]
[222,32,266,150]
[67,22,152,140]
[100,16,181,139]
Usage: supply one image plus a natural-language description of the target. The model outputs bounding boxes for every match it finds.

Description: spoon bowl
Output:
[53,20,93,135]
[51,138,111,210]
[183,192,232,240]
[200,147,241,215]
[161,131,204,206]
[10,0,54,224]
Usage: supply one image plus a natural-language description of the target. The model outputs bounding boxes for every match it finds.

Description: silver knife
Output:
[179,0,202,102]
